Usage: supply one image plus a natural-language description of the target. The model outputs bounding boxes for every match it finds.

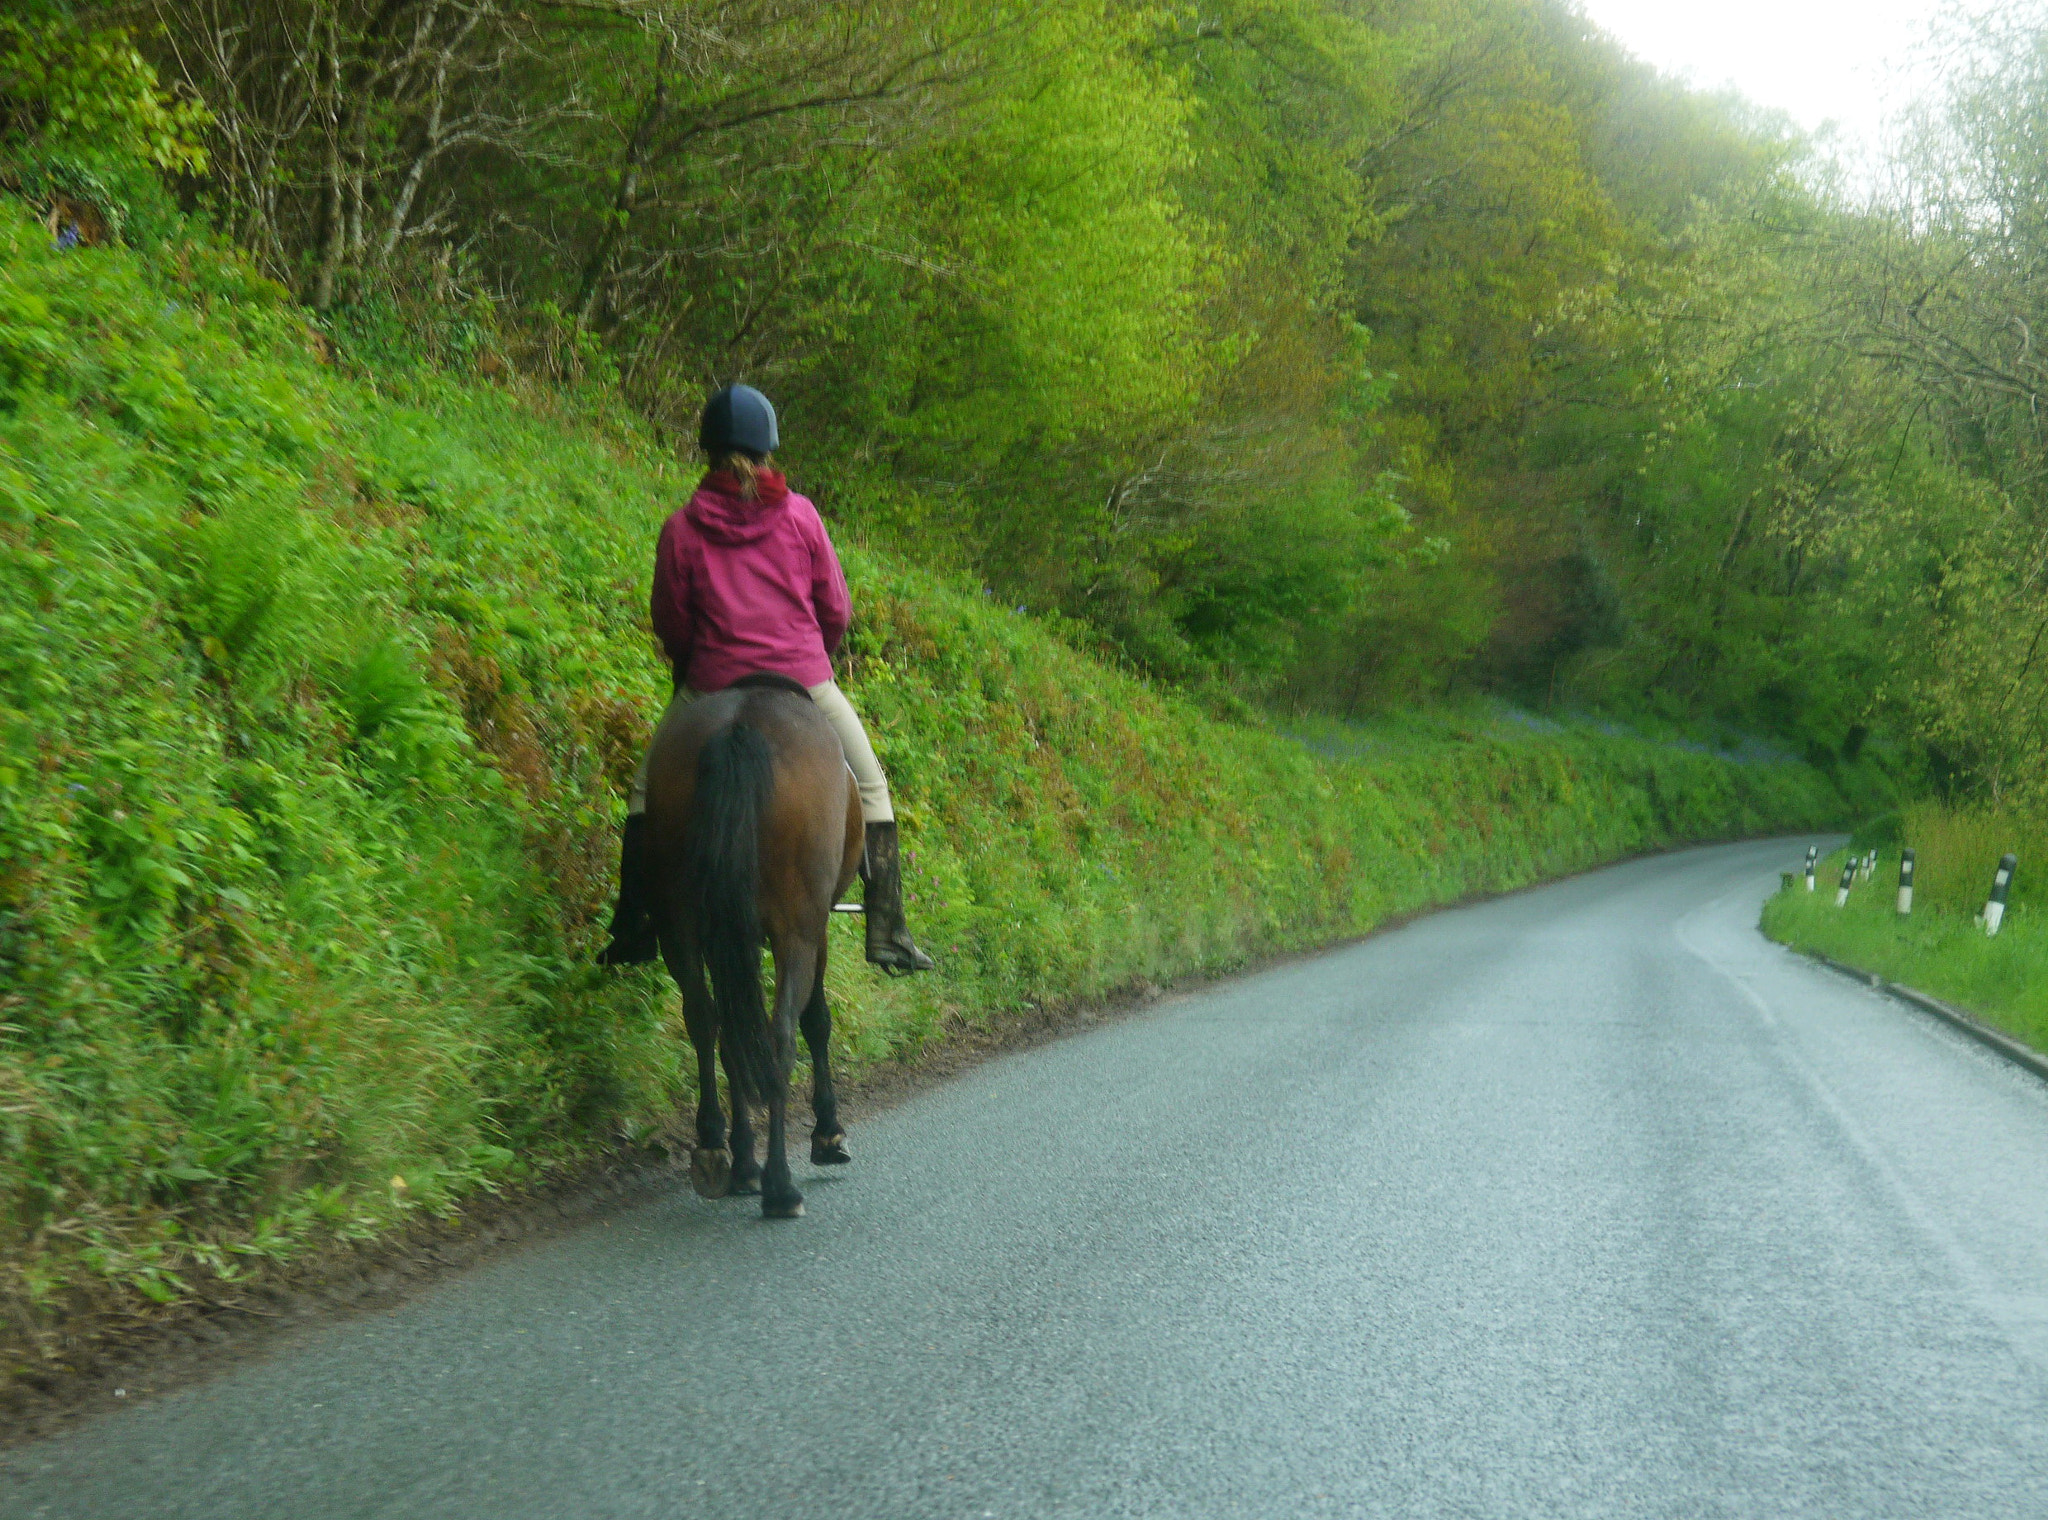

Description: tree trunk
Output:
[575,38,672,328]
[308,6,344,307]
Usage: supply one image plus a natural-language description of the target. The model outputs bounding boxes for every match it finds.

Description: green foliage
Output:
[0,8,207,174]
[1887,803,2048,918]
[23,0,2021,780]
[1792,4,2048,801]
[0,5,206,252]
[0,202,654,1352]
[0,207,1866,1375]
[36,0,1992,761]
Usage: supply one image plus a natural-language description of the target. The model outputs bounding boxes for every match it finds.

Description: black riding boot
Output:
[596,814,661,966]
[862,821,935,973]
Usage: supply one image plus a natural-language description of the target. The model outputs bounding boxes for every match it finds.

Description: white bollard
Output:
[1985,853,2017,936]
[1805,845,1818,892]
[1835,859,1855,907]
[1896,848,1914,915]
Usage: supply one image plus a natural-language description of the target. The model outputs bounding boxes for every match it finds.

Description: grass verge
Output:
[1761,847,2048,1056]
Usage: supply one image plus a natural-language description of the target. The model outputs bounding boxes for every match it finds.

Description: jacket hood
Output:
[688,467,792,545]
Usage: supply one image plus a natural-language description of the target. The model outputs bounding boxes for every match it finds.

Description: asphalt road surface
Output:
[10,838,2048,1519]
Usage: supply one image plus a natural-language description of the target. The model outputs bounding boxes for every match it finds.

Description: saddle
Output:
[726,671,813,700]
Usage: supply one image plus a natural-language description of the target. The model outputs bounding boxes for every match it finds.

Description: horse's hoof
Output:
[811,1134,851,1165]
[689,1147,731,1199]
[762,1195,805,1219]
[728,1173,761,1196]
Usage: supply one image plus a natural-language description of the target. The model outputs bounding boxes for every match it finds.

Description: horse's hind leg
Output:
[667,931,732,1200]
[802,956,849,1165]
[759,940,816,1219]
[721,1043,761,1196]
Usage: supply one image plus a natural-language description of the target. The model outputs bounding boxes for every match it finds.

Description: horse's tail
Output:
[686,720,777,1101]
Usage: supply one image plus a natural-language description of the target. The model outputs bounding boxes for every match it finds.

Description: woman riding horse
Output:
[598,382,933,974]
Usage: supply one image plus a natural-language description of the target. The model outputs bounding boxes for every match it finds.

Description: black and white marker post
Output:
[1835,857,1856,907]
[1984,853,2017,937]
[1897,848,1914,916]
[1805,845,1818,892]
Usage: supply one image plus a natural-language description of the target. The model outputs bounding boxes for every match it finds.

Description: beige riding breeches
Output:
[627,679,893,823]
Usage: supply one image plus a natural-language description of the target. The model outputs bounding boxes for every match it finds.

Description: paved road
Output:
[10,838,2048,1518]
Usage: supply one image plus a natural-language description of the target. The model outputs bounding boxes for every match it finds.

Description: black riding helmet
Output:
[699,383,778,458]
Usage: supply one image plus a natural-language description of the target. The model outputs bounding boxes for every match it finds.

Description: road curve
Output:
[9,838,2048,1519]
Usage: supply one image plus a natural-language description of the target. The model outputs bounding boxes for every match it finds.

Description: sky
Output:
[1571,0,1959,169]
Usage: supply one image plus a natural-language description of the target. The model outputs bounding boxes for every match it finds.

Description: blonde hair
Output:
[711,450,770,500]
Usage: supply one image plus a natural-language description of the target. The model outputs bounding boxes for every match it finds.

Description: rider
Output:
[597,382,935,974]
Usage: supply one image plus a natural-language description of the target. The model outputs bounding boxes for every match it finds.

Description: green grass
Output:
[0,202,1881,1379]
[1763,841,2048,1056]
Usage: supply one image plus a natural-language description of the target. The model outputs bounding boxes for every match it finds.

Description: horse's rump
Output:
[645,685,861,1092]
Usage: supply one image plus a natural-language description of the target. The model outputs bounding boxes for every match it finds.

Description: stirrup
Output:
[866,934,935,975]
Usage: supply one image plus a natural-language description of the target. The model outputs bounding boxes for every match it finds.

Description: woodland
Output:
[7,0,2048,784]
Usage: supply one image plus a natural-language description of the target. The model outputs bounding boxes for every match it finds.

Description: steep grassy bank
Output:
[0,209,1880,1379]
[1763,809,2048,1053]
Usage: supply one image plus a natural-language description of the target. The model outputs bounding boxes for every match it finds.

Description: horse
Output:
[642,673,864,1218]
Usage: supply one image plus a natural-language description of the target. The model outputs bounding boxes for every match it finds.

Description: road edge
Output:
[1798,947,2048,1086]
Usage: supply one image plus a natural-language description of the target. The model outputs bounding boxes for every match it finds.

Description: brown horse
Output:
[643,675,864,1218]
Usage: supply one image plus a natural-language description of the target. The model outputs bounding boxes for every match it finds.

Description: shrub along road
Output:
[7,839,2048,1518]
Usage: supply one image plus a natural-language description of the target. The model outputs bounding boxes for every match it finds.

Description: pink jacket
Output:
[650,468,851,692]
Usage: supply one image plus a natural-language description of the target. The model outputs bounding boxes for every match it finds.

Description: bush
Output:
[1894,802,2048,915]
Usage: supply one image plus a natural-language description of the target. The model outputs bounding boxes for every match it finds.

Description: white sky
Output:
[1572,0,1959,169]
